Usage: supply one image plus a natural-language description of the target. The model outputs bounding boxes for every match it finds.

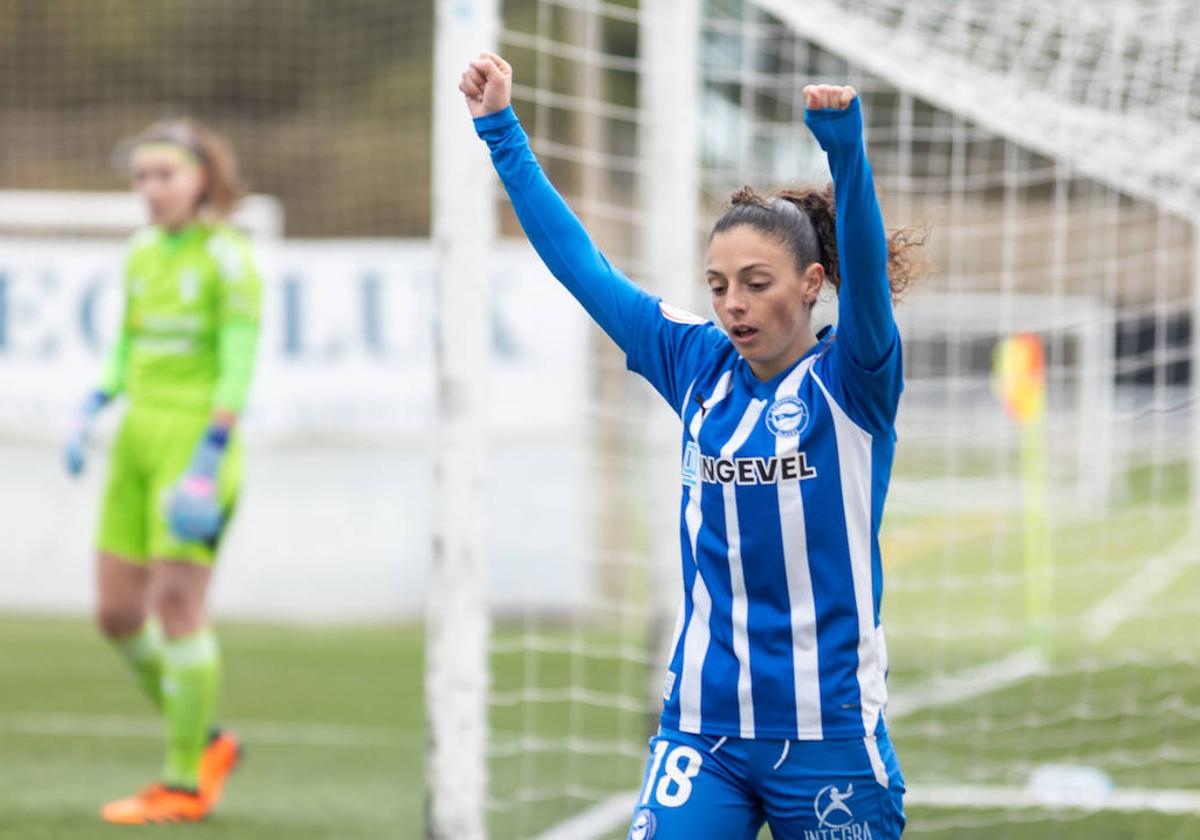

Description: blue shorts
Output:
[626,727,905,840]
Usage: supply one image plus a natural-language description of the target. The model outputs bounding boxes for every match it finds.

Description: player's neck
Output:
[161,216,201,236]
[747,332,818,382]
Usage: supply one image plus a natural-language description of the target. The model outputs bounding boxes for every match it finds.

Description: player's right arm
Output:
[64,267,132,476]
[462,53,724,412]
[95,320,131,400]
[462,52,646,350]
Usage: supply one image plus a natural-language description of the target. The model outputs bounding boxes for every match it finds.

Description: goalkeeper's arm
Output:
[64,308,130,477]
[167,239,262,542]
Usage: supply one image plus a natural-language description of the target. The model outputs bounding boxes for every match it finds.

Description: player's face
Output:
[131,146,206,230]
[706,225,824,380]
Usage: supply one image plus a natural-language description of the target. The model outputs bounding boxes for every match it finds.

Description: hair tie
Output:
[772,197,826,270]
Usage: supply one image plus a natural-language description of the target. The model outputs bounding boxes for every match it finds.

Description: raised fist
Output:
[460,52,513,118]
[803,84,857,111]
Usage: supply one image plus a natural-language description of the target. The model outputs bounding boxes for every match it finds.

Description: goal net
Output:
[487,0,1200,838]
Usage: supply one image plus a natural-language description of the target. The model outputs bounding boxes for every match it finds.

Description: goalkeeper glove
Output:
[166,425,229,543]
[64,390,111,477]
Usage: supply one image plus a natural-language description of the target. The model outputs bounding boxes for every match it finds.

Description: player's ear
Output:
[802,261,825,304]
[194,167,211,209]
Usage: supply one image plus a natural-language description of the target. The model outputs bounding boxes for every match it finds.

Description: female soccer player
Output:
[64,118,260,824]
[462,53,924,838]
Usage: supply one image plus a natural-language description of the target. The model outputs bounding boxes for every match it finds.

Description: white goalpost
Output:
[637,0,702,764]
[427,1,499,838]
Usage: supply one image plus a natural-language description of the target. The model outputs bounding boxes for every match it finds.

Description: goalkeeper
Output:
[64,118,261,825]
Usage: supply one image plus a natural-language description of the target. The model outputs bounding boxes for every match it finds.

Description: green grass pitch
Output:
[1,609,1195,839]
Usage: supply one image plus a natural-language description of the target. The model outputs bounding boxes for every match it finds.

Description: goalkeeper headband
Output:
[131,142,203,170]
[132,123,208,168]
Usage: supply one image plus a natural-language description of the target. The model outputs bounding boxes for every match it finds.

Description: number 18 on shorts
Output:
[627,728,905,840]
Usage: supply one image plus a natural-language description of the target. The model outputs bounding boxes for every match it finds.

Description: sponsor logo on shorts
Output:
[809,783,873,839]
[628,807,656,840]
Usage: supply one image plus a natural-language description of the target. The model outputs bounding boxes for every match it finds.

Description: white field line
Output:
[529,792,639,840]
[908,783,1200,816]
[1082,531,1199,641]
[886,647,1048,721]
[0,711,412,749]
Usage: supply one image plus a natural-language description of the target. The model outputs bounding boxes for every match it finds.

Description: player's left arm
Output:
[805,86,902,430]
[210,230,263,421]
[168,233,263,542]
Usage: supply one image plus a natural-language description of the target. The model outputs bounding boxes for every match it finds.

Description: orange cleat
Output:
[199,728,243,808]
[100,783,209,824]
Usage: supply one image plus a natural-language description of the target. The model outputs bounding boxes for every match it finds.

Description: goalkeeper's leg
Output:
[148,559,221,797]
[96,552,161,708]
[139,421,244,812]
[95,414,163,710]
[97,408,238,823]
[102,559,229,825]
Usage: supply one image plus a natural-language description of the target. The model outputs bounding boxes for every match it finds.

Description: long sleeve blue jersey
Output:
[476,99,902,741]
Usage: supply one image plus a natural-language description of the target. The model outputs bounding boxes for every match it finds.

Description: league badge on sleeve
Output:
[658,301,706,325]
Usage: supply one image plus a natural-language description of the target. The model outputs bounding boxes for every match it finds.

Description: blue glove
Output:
[64,390,111,477]
[166,426,229,543]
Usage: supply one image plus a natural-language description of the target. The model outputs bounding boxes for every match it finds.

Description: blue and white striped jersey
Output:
[477,98,900,741]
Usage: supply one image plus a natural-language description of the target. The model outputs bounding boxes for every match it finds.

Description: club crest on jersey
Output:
[766,395,810,437]
[177,269,201,303]
[628,807,656,840]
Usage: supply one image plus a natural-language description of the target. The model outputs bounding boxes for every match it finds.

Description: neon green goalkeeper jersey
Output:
[98,222,262,413]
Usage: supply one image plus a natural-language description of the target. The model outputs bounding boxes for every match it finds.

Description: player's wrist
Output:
[79,389,112,421]
[188,425,230,480]
[64,390,109,477]
[69,389,110,442]
[204,424,230,451]
[473,105,518,135]
[805,97,863,142]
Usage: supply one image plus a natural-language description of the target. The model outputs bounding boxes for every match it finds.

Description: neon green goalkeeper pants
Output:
[97,404,242,566]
